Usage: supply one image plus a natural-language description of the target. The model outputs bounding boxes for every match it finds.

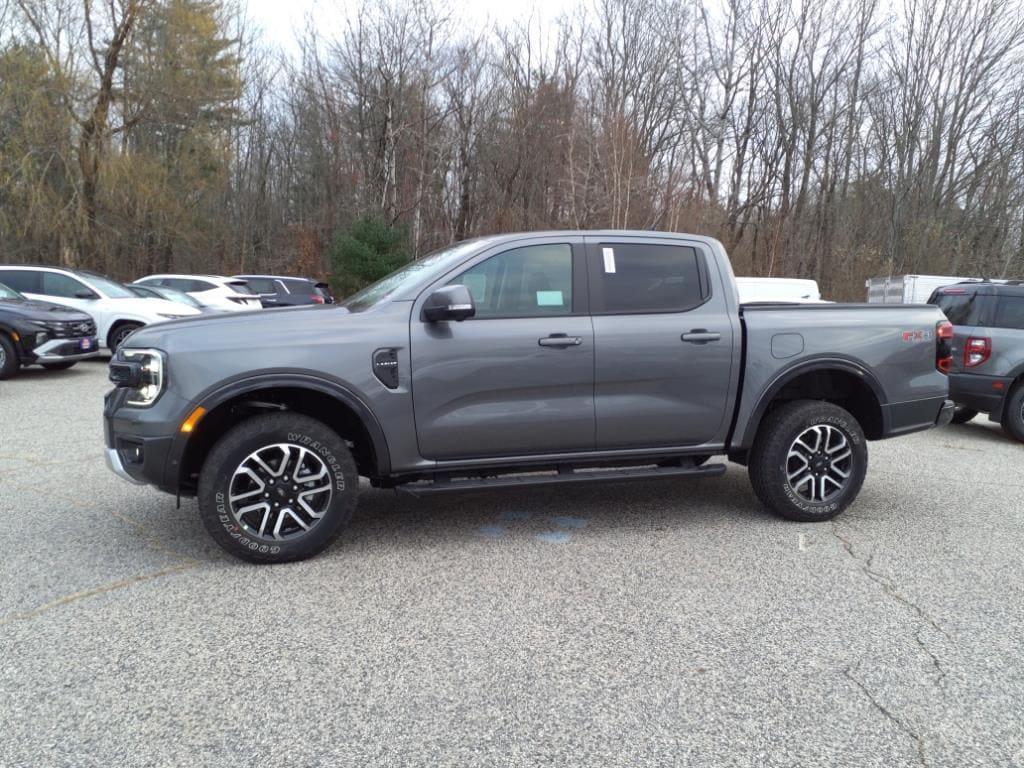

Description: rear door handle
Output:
[681,329,721,344]
[539,334,583,348]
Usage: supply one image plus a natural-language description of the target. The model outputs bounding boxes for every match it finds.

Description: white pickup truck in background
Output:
[736,277,824,303]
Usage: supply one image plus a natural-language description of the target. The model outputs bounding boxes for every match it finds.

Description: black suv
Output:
[0,282,99,379]
[929,281,1024,441]
[233,275,334,307]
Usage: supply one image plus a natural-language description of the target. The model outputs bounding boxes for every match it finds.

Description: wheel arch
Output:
[106,317,147,349]
[737,359,888,449]
[175,373,391,494]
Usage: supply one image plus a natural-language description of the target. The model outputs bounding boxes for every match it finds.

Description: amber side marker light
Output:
[180,407,206,434]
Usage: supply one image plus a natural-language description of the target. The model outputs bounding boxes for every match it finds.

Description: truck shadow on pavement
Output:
[142,469,772,564]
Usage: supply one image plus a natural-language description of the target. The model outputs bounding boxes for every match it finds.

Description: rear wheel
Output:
[1002,385,1024,443]
[950,405,978,425]
[0,334,18,380]
[40,361,77,371]
[748,400,868,522]
[197,412,358,563]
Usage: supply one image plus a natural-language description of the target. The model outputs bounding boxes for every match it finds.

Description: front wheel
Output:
[748,400,868,522]
[197,413,358,563]
[0,334,18,380]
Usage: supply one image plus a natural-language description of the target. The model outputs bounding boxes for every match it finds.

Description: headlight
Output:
[119,348,166,406]
[157,313,187,320]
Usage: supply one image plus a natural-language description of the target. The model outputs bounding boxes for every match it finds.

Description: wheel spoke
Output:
[786,423,857,503]
[791,472,812,493]
[229,442,335,541]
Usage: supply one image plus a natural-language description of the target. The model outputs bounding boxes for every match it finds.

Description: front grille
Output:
[45,319,97,338]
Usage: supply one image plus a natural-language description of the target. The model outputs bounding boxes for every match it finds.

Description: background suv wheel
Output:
[0,334,18,379]
[1003,385,1024,443]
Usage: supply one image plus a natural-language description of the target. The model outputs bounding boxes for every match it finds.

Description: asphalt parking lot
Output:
[1,360,1023,767]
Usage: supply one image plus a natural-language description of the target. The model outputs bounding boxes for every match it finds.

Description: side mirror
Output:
[75,289,98,299]
[423,284,475,322]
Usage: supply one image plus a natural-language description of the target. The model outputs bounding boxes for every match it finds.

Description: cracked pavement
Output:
[1,361,1023,767]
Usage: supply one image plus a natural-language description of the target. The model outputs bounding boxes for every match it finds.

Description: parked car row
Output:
[0,264,334,379]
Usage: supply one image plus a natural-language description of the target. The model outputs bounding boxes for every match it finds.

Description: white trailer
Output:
[864,275,988,304]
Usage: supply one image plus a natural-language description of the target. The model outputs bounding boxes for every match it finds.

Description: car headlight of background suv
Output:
[119,348,166,406]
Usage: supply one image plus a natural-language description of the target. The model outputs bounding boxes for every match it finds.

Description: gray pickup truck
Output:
[104,231,954,562]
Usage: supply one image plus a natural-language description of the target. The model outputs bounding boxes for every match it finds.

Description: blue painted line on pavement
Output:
[551,515,590,529]
[498,510,532,522]
[477,524,507,539]
[536,531,573,544]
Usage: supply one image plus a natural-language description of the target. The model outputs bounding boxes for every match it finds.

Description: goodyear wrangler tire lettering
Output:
[198,413,358,563]
[748,400,868,523]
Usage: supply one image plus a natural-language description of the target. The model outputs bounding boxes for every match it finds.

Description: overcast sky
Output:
[243,0,577,53]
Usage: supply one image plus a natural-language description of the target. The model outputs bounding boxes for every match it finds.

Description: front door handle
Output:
[539,334,583,348]
[681,329,721,344]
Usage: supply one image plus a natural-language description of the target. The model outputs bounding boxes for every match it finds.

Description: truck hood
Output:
[0,298,93,322]
[122,304,351,351]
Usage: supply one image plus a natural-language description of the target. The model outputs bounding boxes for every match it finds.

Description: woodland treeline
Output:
[2,0,1024,299]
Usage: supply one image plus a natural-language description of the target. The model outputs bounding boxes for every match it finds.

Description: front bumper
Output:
[30,336,100,363]
[104,447,146,485]
[104,386,187,492]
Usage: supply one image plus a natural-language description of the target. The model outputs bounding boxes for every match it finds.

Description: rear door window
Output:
[994,297,1024,330]
[0,269,41,293]
[589,243,707,314]
[42,271,90,298]
[243,277,275,294]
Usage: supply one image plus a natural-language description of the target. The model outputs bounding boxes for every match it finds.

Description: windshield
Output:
[0,282,23,300]
[84,273,138,299]
[342,239,492,312]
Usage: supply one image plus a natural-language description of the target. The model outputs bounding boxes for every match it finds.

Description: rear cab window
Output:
[588,243,709,314]
[930,290,988,326]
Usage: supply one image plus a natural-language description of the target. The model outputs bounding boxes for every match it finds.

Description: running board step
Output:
[395,462,727,497]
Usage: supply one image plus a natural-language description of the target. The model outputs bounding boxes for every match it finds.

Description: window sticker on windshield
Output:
[602,247,616,273]
[536,290,564,306]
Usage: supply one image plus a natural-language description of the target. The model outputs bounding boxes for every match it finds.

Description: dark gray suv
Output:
[930,281,1024,441]
[105,231,953,563]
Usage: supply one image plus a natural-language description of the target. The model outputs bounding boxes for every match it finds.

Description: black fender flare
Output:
[738,356,889,448]
[179,370,392,482]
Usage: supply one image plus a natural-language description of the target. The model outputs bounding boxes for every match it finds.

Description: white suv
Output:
[134,275,262,312]
[0,266,201,351]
